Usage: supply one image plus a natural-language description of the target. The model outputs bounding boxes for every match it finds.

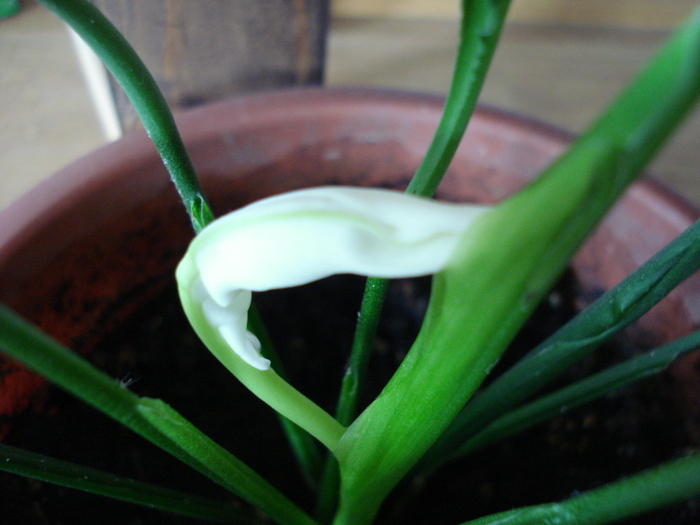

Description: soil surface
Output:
[2,274,698,524]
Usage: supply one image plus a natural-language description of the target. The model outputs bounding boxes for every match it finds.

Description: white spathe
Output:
[177,187,490,370]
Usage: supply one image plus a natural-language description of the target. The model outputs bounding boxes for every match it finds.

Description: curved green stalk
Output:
[0,443,253,523]
[405,0,512,198]
[462,452,700,525]
[420,216,700,471]
[334,278,389,426]
[333,6,700,524]
[37,0,213,232]
[0,305,317,525]
[456,328,700,456]
[176,248,346,452]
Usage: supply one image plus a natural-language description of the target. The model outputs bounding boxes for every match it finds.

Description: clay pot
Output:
[0,88,698,522]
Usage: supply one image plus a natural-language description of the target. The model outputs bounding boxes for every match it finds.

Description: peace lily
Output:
[176,186,490,448]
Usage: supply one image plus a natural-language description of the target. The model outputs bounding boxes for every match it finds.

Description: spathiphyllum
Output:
[3,1,699,524]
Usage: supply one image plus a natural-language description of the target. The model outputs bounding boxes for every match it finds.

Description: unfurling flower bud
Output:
[177,186,490,370]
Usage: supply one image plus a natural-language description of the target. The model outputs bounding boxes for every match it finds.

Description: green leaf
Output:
[421,216,700,470]
[39,0,322,495]
[461,452,700,525]
[0,443,252,523]
[0,304,317,525]
[456,328,700,456]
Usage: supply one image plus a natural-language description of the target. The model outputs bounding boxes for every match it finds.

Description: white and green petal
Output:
[177,186,490,372]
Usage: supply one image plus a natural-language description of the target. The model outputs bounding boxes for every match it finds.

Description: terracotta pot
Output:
[0,88,698,521]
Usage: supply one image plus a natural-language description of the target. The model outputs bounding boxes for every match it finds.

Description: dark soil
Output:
[1,274,698,524]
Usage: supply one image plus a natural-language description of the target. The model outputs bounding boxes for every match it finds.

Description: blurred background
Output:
[2,0,699,210]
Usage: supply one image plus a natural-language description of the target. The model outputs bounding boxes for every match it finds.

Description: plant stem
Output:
[405,0,512,198]
[316,279,389,522]
[0,305,317,525]
[0,443,253,523]
[334,278,390,426]
[37,0,214,232]
[420,215,700,471]
[461,452,700,525]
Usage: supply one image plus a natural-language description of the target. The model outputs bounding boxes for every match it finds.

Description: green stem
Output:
[0,305,317,525]
[334,278,390,426]
[457,328,700,456]
[316,279,389,522]
[420,216,700,471]
[176,259,346,453]
[405,0,512,198]
[37,0,214,232]
[0,443,253,523]
[462,452,700,525]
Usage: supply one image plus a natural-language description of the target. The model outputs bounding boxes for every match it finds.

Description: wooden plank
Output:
[93,0,330,132]
[331,0,696,30]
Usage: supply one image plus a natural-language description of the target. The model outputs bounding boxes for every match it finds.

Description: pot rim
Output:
[1,87,698,297]
[2,88,697,260]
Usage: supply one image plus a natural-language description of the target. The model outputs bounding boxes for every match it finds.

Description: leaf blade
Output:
[421,216,700,470]
[0,304,317,525]
[456,328,700,456]
[0,443,253,523]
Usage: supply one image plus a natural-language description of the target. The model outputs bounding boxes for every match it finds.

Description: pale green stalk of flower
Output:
[176,186,490,451]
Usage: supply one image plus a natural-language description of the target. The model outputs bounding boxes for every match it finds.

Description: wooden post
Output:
[92,0,329,133]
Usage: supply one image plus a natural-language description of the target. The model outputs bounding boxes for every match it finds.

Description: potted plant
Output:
[1,1,700,524]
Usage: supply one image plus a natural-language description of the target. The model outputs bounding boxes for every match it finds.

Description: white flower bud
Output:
[177,187,490,371]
